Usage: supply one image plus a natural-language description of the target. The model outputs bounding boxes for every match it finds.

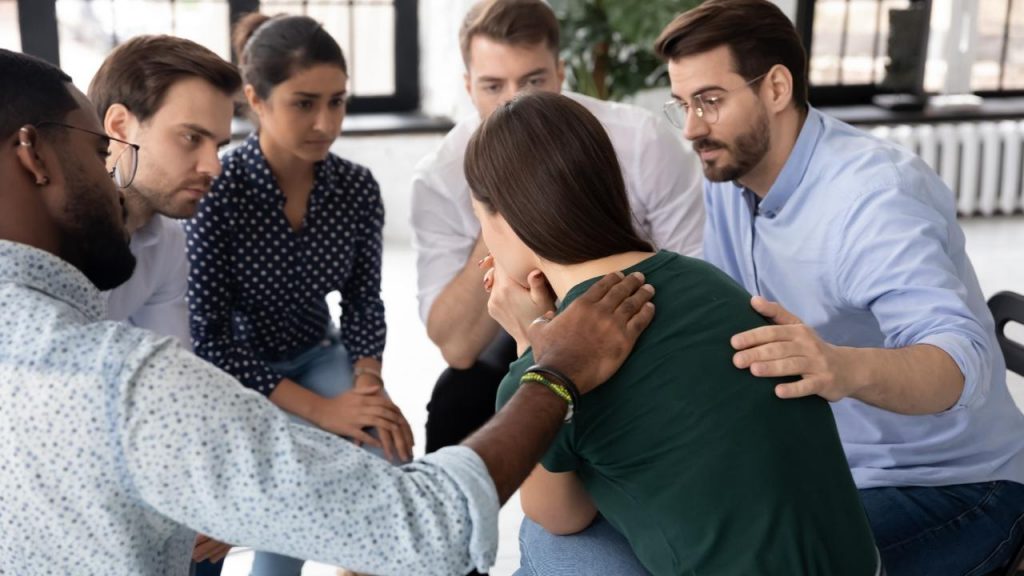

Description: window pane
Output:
[55,0,229,93]
[1005,0,1024,89]
[0,0,19,52]
[972,0,1009,90]
[261,0,396,97]
[810,0,847,85]
[841,1,881,84]
[810,0,914,87]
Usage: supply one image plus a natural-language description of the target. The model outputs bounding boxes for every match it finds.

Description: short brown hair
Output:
[459,0,560,68]
[465,91,653,265]
[654,0,808,110]
[88,35,241,124]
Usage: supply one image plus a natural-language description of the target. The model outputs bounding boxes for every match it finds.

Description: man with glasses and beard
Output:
[0,49,656,576]
[89,36,240,350]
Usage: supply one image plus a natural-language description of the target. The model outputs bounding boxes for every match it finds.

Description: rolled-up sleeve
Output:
[834,168,993,409]
[119,342,499,575]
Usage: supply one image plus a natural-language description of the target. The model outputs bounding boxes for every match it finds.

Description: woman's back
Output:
[496,250,878,575]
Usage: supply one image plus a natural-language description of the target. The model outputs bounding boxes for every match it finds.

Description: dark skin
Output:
[6,84,659,567]
[1,86,128,264]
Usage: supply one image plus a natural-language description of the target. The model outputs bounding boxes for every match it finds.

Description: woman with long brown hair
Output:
[466,91,881,576]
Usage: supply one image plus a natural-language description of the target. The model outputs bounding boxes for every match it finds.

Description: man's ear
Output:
[14,126,53,187]
[103,103,136,141]
[763,64,794,114]
[556,59,566,88]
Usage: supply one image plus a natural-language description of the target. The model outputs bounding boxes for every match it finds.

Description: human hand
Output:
[731,296,859,401]
[313,386,413,461]
[529,271,655,395]
[481,255,556,352]
[192,533,232,564]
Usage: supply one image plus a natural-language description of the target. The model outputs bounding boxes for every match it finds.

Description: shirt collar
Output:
[131,214,162,248]
[755,107,824,219]
[0,240,105,320]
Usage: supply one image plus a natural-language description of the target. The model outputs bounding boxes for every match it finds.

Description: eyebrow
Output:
[181,123,230,148]
[292,90,347,98]
[477,67,549,84]
[670,84,727,101]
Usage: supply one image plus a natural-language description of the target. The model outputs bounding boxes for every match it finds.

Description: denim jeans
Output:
[514,482,1024,576]
[246,337,384,576]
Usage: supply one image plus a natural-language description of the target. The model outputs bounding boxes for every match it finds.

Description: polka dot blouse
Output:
[184,134,386,396]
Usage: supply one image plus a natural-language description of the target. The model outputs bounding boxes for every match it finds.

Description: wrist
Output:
[838,345,871,400]
[522,365,580,422]
[353,365,384,384]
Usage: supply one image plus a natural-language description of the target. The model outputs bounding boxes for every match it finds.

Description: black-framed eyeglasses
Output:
[663,73,769,129]
[36,121,140,189]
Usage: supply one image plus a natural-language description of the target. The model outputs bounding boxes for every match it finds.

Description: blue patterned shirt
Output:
[0,240,498,575]
[185,134,386,395]
[703,108,1024,489]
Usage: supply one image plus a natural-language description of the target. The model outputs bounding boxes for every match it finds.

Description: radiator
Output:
[869,121,1024,216]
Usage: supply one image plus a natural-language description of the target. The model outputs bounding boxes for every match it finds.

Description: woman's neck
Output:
[541,251,656,301]
[258,132,314,190]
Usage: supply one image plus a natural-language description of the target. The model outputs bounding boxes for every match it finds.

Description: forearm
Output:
[462,383,567,503]
[846,343,964,414]
[521,467,596,535]
[268,378,325,423]
[426,239,499,368]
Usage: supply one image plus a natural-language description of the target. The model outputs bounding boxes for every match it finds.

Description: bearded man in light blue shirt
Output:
[91,36,240,351]
[653,0,1024,574]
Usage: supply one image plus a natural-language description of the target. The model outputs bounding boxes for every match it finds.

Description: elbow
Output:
[438,343,478,370]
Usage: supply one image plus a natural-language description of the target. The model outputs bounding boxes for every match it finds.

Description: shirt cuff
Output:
[917,332,985,410]
[420,446,499,573]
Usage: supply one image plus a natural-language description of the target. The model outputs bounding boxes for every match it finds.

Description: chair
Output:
[989,291,1024,576]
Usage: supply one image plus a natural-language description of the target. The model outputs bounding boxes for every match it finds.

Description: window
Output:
[12,0,419,113]
[0,0,20,52]
[797,0,1024,105]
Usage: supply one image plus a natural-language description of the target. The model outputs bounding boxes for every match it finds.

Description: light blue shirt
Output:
[0,240,498,575]
[106,214,192,351]
[703,108,1024,489]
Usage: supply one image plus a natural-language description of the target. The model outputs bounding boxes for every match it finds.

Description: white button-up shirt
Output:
[106,214,192,350]
[0,240,499,575]
[411,91,706,323]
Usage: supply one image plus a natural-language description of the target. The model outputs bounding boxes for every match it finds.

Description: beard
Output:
[693,104,771,183]
[59,157,136,291]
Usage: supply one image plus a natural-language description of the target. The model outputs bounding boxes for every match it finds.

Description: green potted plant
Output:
[550,0,702,101]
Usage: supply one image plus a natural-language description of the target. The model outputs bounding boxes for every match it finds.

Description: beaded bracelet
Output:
[521,364,581,422]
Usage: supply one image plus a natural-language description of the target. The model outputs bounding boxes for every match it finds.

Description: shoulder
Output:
[565,91,659,139]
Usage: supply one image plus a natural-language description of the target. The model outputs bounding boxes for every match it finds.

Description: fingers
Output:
[483,267,495,293]
[527,270,555,309]
[192,537,228,562]
[477,253,494,270]
[750,296,801,325]
[774,377,823,399]
[732,341,804,369]
[577,270,626,303]
[378,427,397,462]
[596,272,646,311]
[210,543,233,563]
[352,382,383,395]
[625,301,656,339]
[614,282,655,320]
[730,325,805,351]
[347,428,382,448]
[747,356,809,378]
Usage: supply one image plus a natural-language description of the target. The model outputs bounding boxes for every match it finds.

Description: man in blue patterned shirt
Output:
[0,49,656,575]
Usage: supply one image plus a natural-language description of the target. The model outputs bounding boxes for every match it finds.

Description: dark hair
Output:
[87,35,241,124]
[459,0,560,68]
[233,13,347,99]
[654,0,809,110]
[0,49,77,141]
[465,92,653,265]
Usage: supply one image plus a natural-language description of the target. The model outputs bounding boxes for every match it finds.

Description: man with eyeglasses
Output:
[650,0,1024,575]
[0,47,657,576]
[89,36,239,352]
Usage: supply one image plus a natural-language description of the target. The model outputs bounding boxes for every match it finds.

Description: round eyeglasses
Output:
[662,73,768,129]
[36,121,140,189]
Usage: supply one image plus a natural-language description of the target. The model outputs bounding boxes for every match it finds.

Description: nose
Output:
[682,108,710,142]
[314,105,342,136]
[198,144,222,179]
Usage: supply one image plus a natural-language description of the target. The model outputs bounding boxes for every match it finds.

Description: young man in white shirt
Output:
[411,0,705,471]
[89,36,239,351]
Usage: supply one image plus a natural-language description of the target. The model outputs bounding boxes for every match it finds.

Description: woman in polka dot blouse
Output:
[184,13,414,576]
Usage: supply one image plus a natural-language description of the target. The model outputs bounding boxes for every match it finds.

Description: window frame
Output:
[14,0,420,114]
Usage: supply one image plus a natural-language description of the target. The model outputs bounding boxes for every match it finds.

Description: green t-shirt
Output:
[497,251,877,576]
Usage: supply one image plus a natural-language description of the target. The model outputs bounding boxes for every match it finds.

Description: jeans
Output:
[247,337,385,576]
[514,482,1024,576]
